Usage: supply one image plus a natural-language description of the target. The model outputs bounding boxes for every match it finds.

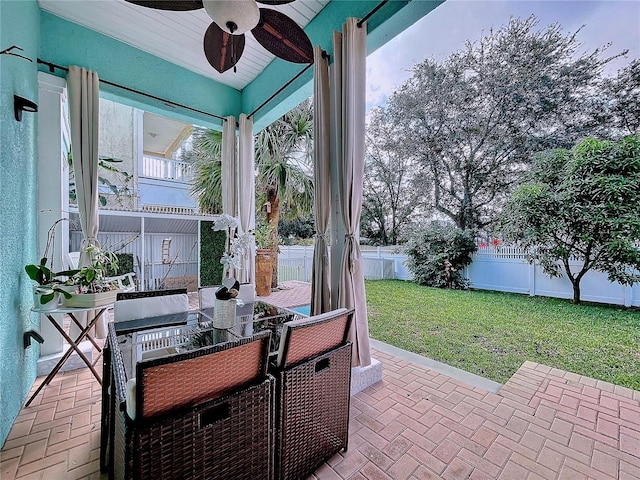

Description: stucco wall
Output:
[0,0,41,447]
[99,98,137,210]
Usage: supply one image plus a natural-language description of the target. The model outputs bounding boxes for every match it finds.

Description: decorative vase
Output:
[32,286,60,311]
[255,249,273,297]
[213,298,237,329]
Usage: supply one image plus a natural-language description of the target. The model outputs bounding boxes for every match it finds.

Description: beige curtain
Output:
[311,47,331,316]
[332,19,371,367]
[68,66,100,266]
[67,66,105,336]
[221,115,237,279]
[237,113,256,285]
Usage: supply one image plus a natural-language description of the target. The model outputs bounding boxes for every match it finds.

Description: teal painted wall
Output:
[39,11,242,130]
[0,0,41,447]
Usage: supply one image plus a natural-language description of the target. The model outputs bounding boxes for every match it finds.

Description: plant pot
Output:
[32,286,60,311]
[62,289,119,308]
[255,250,273,297]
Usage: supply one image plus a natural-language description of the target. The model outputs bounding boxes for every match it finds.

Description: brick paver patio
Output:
[2,283,638,479]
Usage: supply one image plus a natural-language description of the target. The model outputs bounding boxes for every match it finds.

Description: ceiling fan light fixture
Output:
[203,0,260,35]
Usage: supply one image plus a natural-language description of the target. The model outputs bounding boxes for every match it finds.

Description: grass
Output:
[365,280,640,390]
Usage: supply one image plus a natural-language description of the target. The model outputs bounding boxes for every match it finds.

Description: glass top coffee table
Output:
[112,301,300,379]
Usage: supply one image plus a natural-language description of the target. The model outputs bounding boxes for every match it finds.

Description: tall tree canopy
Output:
[362,107,428,245]
[498,135,640,304]
[383,16,625,231]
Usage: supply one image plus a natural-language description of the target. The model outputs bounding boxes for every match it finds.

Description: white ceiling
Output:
[38,0,329,91]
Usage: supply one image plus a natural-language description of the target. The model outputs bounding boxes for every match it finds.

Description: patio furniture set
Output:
[36,286,354,480]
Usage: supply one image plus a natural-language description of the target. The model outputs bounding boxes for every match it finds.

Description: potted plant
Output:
[254,223,278,296]
[62,245,120,308]
[25,258,76,310]
[25,218,78,310]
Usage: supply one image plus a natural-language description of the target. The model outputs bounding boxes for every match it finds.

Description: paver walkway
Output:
[2,282,638,479]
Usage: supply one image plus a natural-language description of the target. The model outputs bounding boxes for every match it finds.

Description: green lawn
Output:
[365,280,640,390]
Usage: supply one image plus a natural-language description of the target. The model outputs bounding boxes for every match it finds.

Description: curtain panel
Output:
[332,19,371,367]
[311,47,332,316]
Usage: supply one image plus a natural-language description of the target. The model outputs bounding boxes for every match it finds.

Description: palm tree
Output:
[187,101,314,287]
[255,100,314,287]
[187,128,223,214]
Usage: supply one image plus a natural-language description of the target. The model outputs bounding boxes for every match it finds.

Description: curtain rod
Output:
[358,0,389,28]
[37,59,227,122]
[247,53,327,119]
[248,0,390,118]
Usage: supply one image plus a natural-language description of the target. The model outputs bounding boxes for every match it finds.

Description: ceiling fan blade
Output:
[251,8,313,64]
[204,22,246,73]
[256,0,296,4]
[125,0,203,11]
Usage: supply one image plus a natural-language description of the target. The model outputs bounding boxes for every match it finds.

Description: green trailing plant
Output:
[405,223,477,289]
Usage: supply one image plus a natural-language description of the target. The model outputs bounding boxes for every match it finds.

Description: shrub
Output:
[405,223,477,288]
[200,221,226,286]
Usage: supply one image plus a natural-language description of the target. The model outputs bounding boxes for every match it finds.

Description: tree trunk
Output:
[266,187,280,289]
[571,280,581,305]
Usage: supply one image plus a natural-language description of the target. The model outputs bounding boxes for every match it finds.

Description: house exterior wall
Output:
[0,0,40,447]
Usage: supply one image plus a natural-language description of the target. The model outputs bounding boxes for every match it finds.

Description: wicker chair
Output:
[113,288,189,332]
[108,326,274,480]
[101,288,189,475]
[270,308,354,480]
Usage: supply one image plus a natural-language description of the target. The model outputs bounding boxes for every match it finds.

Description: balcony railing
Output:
[142,155,193,182]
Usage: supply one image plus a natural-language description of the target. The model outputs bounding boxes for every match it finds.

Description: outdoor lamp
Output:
[14,95,38,122]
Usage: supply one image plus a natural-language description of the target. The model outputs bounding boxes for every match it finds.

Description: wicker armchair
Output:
[270,308,354,480]
[107,326,274,480]
[101,288,190,474]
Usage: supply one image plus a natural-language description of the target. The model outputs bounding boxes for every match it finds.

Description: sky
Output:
[365,0,640,111]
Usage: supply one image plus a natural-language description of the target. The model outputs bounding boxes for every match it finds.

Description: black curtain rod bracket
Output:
[358,0,389,28]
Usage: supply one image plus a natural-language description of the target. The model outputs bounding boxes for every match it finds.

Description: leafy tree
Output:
[498,135,640,304]
[362,108,428,245]
[385,16,625,231]
[255,99,314,287]
[405,222,477,289]
[278,215,315,244]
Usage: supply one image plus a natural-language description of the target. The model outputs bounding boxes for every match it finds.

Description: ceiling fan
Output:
[125,0,314,74]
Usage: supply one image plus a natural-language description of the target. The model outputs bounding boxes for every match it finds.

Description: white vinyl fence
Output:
[277,244,640,307]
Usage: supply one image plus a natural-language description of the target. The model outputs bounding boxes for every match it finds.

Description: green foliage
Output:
[186,128,223,214]
[69,245,119,293]
[200,221,226,286]
[405,223,477,288]
[365,280,640,389]
[499,135,640,303]
[254,222,279,250]
[68,151,133,207]
[104,253,133,277]
[278,215,314,244]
